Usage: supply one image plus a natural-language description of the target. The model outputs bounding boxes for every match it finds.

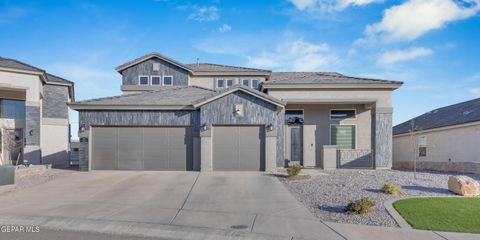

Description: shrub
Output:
[287,165,302,177]
[345,198,375,215]
[382,183,402,195]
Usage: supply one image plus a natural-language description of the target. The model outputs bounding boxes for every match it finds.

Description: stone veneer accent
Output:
[373,108,393,168]
[393,161,480,174]
[26,105,40,146]
[78,139,89,171]
[42,85,69,119]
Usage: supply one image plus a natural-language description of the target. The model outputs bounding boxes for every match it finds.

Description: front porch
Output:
[283,102,392,169]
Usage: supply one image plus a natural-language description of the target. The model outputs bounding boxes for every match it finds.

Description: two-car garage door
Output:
[91,127,192,171]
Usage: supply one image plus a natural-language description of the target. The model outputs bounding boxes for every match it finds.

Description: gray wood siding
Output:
[42,84,69,119]
[200,91,285,167]
[374,112,392,168]
[79,110,199,130]
[121,58,189,86]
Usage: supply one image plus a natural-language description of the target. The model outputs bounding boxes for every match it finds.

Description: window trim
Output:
[329,124,357,149]
[329,109,357,120]
[216,79,225,89]
[251,79,259,89]
[138,75,150,86]
[418,135,427,146]
[162,75,173,86]
[226,79,234,88]
[150,75,162,85]
[242,79,250,87]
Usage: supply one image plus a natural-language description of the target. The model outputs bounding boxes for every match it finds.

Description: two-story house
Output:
[70,53,402,172]
[0,57,74,168]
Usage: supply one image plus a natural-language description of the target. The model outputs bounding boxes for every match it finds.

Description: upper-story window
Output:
[0,99,26,120]
[251,79,259,89]
[139,75,149,85]
[217,79,225,89]
[163,76,173,86]
[151,75,161,85]
[330,109,356,120]
[226,79,234,88]
[242,79,250,87]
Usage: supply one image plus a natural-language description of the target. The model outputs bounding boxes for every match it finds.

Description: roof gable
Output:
[115,53,193,73]
[193,85,285,108]
[393,98,480,135]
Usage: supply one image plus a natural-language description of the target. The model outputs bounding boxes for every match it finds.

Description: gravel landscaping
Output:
[279,169,480,227]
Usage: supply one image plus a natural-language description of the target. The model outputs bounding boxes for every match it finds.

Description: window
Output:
[285,110,304,125]
[418,136,427,146]
[138,75,149,85]
[330,109,356,120]
[419,147,427,157]
[0,99,26,120]
[226,79,234,88]
[163,76,173,86]
[151,75,161,85]
[330,125,356,149]
[251,79,259,89]
[217,79,225,89]
[242,79,250,87]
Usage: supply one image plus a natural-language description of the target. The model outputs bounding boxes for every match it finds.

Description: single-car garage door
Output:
[213,126,265,171]
[91,127,192,171]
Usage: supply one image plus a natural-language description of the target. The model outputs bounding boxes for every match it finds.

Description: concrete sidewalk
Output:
[0,171,478,240]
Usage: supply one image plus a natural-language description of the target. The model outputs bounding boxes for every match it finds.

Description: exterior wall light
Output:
[266,124,274,131]
[79,124,86,133]
[29,129,34,136]
[201,124,208,131]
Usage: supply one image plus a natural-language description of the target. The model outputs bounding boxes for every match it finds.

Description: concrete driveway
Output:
[0,171,343,240]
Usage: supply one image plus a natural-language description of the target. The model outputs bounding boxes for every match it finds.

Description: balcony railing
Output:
[337,149,374,169]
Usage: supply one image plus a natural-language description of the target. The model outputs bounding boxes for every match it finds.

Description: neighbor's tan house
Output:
[0,57,74,168]
[393,98,480,174]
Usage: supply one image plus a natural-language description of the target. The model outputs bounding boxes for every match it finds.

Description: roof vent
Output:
[463,110,473,115]
[153,63,160,71]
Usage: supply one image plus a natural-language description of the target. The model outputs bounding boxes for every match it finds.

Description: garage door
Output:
[213,126,265,171]
[91,127,192,171]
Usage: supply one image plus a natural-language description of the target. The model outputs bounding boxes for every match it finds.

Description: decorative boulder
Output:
[448,176,480,197]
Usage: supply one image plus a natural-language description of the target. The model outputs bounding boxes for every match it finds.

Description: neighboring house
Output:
[393,98,480,174]
[0,57,75,168]
[69,53,402,172]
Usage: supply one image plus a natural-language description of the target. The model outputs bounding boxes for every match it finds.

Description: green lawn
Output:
[393,197,480,233]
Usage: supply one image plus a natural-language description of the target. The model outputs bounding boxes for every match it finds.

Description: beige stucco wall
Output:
[41,118,70,168]
[393,123,480,164]
[189,76,266,90]
[286,104,372,167]
[0,71,43,103]
[267,89,392,108]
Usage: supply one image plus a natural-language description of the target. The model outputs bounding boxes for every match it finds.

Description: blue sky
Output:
[1,0,480,134]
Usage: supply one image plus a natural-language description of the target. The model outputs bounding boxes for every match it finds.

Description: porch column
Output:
[373,107,393,169]
[200,128,213,172]
[265,129,277,172]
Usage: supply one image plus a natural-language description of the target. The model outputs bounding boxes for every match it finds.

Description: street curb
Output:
[0,215,289,240]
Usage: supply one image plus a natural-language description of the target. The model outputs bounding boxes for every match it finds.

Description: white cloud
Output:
[188,5,219,22]
[377,47,433,65]
[247,38,337,71]
[364,0,480,43]
[218,24,231,33]
[289,0,382,12]
[468,88,480,97]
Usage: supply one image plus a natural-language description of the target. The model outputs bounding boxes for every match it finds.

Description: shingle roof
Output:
[393,98,480,135]
[46,73,74,85]
[70,86,215,107]
[0,57,44,73]
[192,84,285,107]
[185,63,270,73]
[265,72,402,85]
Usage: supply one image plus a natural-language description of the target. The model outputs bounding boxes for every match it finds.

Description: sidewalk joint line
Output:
[170,172,200,225]
[433,231,449,240]
[250,214,258,232]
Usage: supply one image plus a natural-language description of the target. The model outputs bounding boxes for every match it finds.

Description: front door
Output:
[290,126,303,164]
